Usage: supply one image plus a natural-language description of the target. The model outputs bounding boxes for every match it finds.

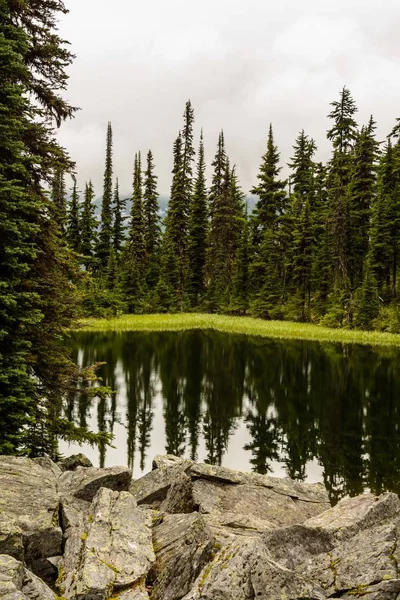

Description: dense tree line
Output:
[0,0,111,456]
[63,91,400,331]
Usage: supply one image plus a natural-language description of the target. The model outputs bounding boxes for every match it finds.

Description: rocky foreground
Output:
[0,454,399,599]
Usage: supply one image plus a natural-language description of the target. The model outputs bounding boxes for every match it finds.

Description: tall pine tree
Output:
[143,150,161,290]
[97,121,113,268]
[187,131,208,307]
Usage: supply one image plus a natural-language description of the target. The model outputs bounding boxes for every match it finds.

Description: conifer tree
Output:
[52,169,67,233]
[80,181,97,270]
[291,197,314,320]
[121,153,146,309]
[355,258,380,329]
[312,163,332,314]
[161,133,187,309]
[250,125,287,310]
[143,150,161,290]
[287,130,316,202]
[368,175,393,293]
[206,157,245,310]
[97,121,113,267]
[209,131,227,217]
[113,178,126,256]
[66,176,80,253]
[130,152,146,264]
[285,130,317,311]
[182,100,195,210]
[251,124,287,241]
[0,0,111,455]
[231,210,249,314]
[326,87,358,293]
[348,117,380,289]
[187,132,208,307]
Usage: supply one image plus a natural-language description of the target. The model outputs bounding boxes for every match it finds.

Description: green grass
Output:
[76,313,400,347]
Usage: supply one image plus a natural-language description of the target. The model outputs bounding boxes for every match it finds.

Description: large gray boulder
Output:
[0,554,56,599]
[60,453,93,472]
[58,487,155,600]
[150,512,215,600]
[59,464,132,501]
[181,490,400,600]
[129,461,193,508]
[0,457,62,579]
[189,462,330,543]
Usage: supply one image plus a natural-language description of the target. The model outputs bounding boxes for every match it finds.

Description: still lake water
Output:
[62,330,400,504]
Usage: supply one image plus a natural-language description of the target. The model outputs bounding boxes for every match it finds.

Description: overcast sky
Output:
[57,0,400,196]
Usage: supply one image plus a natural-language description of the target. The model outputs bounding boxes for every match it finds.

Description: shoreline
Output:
[75,313,400,347]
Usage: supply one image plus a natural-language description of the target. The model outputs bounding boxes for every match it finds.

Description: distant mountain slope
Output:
[93,194,256,219]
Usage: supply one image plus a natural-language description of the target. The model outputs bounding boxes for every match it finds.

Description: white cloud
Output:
[57,0,400,196]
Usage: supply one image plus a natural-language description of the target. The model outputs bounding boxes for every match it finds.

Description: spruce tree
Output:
[66,176,81,253]
[209,131,227,217]
[182,100,195,211]
[348,117,380,289]
[113,178,126,256]
[355,258,380,329]
[326,87,358,293]
[231,210,249,314]
[312,163,332,315]
[97,121,113,267]
[121,152,146,309]
[283,131,317,316]
[80,181,97,270]
[251,124,287,241]
[187,132,208,307]
[161,133,187,309]
[250,124,287,311]
[51,169,67,233]
[0,0,110,455]
[206,158,245,311]
[143,150,161,290]
[291,197,314,320]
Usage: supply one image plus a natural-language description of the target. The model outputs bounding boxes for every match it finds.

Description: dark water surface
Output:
[62,330,400,504]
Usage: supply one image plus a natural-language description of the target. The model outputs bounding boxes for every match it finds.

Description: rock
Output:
[130,461,192,508]
[60,453,93,472]
[190,463,329,504]
[58,465,132,501]
[251,555,327,600]
[58,487,155,600]
[0,457,62,580]
[261,492,400,599]
[0,517,24,562]
[152,454,188,470]
[304,491,400,541]
[159,472,194,514]
[32,457,62,479]
[0,554,56,599]
[117,585,150,599]
[183,537,264,600]
[150,512,215,600]
[191,477,328,545]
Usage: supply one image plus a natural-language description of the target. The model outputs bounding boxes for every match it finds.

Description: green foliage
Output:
[0,0,114,457]
[97,121,114,268]
[80,181,97,270]
[355,259,380,330]
[143,150,161,289]
[113,178,126,256]
[187,132,208,307]
[66,176,81,253]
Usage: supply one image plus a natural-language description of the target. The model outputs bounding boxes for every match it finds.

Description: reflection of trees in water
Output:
[66,331,400,503]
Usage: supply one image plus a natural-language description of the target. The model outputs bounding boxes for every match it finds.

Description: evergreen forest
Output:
[62,94,400,333]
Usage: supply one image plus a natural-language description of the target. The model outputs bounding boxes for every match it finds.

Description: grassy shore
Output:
[77,313,400,347]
